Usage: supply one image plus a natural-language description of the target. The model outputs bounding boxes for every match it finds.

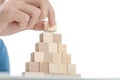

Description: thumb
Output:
[32,20,44,30]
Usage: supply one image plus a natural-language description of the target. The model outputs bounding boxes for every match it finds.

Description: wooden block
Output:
[35,42,48,52]
[49,43,57,53]
[40,62,49,73]
[45,53,53,62]
[35,42,57,53]
[62,54,71,64]
[40,32,53,43]
[31,52,53,62]
[31,52,44,62]
[22,72,45,76]
[53,34,62,43]
[52,54,62,63]
[52,54,58,63]
[57,44,67,53]
[49,63,58,73]
[44,21,57,32]
[67,64,76,74]
[49,63,67,74]
[58,64,67,74]
[57,54,62,63]
[26,62,39,72]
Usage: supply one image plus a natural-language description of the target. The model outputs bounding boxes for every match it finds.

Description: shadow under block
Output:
[57,44,67,53]
[62,54,71,64]
[67,64,76,74]
[31,52,53,62]
[35,43,57,53]
[40,32,53,43]
[44,21,57,32]
[26,62,39,72]
[53,34,62,43]
[40,62,49,73]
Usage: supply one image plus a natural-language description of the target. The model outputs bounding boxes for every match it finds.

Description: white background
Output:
[1,0,120,78]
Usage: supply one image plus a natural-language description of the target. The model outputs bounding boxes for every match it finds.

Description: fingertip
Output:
[48,19,56,26]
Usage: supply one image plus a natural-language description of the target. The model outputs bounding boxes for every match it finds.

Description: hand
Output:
[0,0,41,36]
[22,0,55,26]
[0,0,55,36]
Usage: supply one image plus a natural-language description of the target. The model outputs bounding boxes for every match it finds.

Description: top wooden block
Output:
[44,22,57,32]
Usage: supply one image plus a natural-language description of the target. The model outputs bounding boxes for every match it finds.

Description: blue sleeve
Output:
[0,39,10,73]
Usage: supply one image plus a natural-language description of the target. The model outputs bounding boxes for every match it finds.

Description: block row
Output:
[40,32,62,43]
[35,42,67,53]
[31,52,71,64]
[26,62,76,75]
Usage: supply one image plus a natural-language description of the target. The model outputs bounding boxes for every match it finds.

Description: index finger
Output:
[48,3,56,26]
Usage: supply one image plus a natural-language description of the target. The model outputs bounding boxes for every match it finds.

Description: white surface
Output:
[0,74,117,80]
[0,73,81,80]
[0,73,116,80]
[1,0,120,78]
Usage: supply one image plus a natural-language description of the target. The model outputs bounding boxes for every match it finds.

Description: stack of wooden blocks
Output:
[22,22,79,76]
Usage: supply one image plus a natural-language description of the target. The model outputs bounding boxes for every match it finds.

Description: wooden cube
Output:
[44,21,57,32]
[57,54,62,63]
[49,63,67,74]
[26,62,39,72]
[49,63,58,73]
[57,44,67,53]
[62,54,71,64]
[40,32,53,43]
[35,42,57,53]
[31,52,44,62]
[67,64,76,74]
[31,52,53,62]
[35,43,48,52]
[49,43,57,53]
[40,62,49,73]
[52,54,62,63]
[52,54,58,63]
[58,64,67,74]
[53,34,62,43]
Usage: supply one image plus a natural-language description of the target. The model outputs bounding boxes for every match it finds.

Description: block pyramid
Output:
[22,22,80,76]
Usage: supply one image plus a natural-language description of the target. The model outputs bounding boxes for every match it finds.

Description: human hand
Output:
[0,0,41,35]
[0,0,55,36]
[21,0,56,26]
